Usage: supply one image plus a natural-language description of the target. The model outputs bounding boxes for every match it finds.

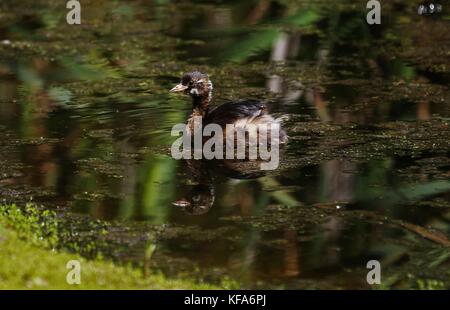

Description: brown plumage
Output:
[170,71,288,144]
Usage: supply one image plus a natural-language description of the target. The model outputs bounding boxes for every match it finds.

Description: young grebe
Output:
[170,72,287,214]
[170,71,287,144]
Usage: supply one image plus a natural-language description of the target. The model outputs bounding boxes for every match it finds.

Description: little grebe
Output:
[170,71,287,144]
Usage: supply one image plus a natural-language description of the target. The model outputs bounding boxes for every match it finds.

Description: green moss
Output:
[0,204,219,289]
[0,204,58,248]
[0,224,218,289]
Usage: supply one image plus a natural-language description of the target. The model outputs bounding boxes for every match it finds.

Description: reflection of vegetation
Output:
[60,53,121,81]
[360,180,450,207]
[137,155,177,222]
[221,10,320,62]
[259,176,300,207]
[48,86,73,105]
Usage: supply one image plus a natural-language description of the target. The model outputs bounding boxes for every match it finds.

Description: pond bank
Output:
[0,204,219,289]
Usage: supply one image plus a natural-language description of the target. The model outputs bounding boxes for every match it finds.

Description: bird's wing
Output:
[204,100,266,127]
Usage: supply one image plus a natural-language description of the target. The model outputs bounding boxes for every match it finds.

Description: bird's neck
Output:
[191,93,211,117]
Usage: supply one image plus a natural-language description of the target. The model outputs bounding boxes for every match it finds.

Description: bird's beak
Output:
[170,83,188,93]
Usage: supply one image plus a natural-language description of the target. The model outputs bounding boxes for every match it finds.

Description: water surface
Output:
[0,0,450,289]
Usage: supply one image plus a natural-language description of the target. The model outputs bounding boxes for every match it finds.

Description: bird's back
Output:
[204,100,267,127]
[204,100,287,144]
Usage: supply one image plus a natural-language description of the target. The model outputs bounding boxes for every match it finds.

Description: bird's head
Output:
[170,71,213,99]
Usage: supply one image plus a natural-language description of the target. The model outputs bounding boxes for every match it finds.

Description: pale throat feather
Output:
[187,80,213,135]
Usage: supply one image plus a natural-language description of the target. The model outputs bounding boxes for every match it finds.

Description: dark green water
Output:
[0,0,450,289]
